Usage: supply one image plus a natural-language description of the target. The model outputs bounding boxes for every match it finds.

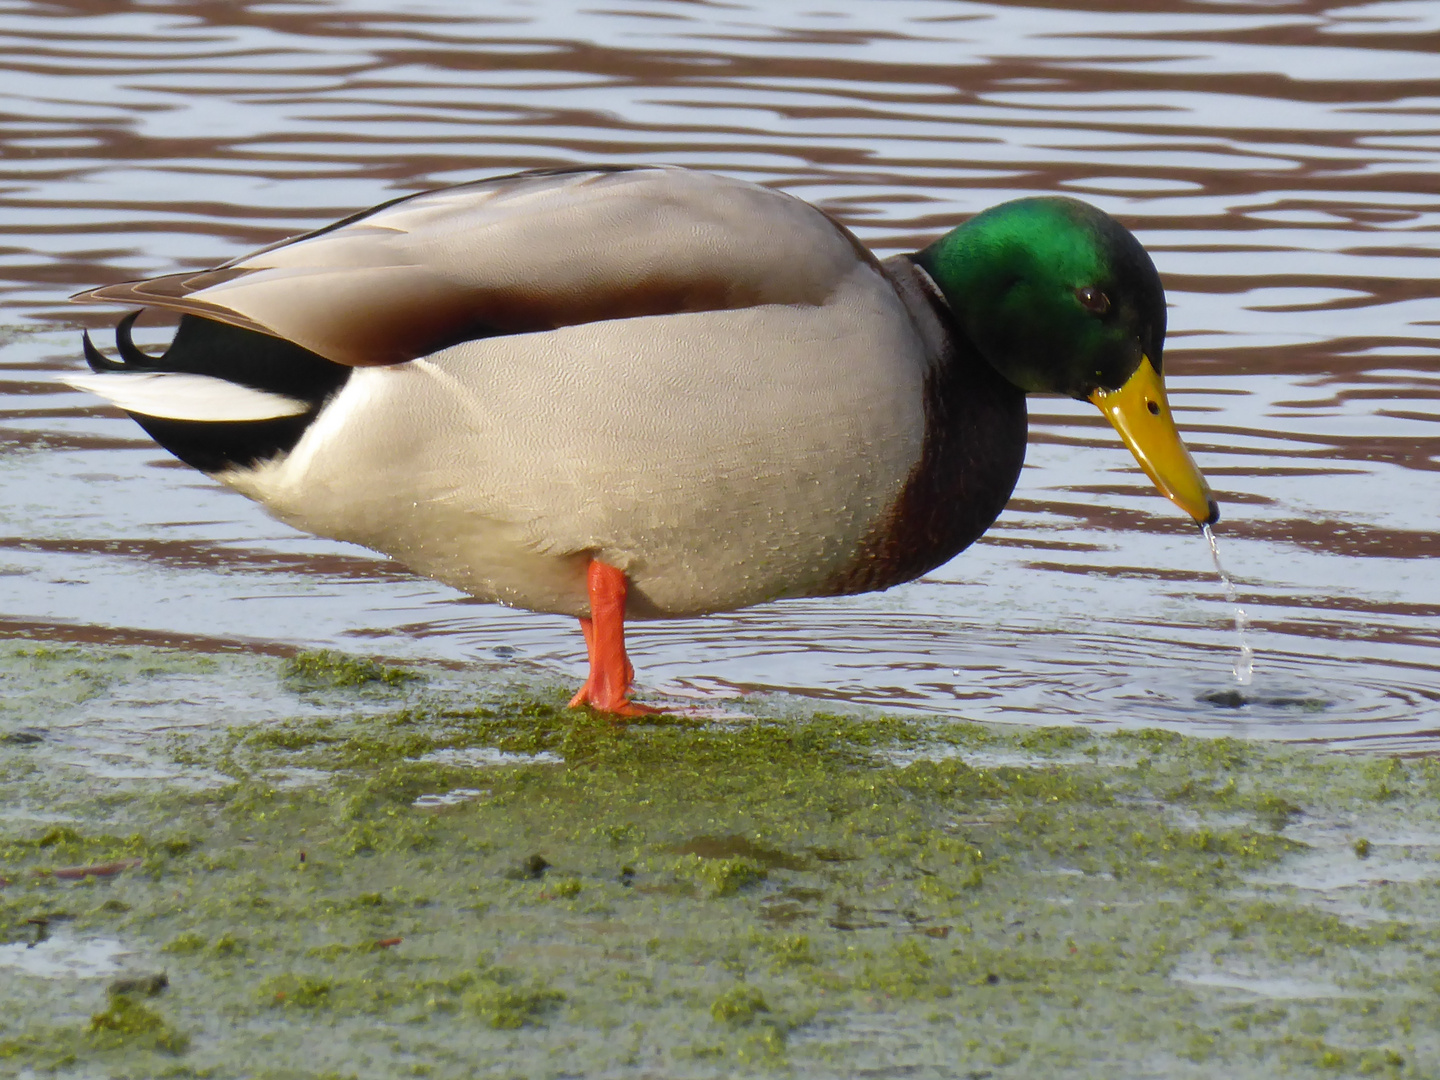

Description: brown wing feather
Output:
[75,269,273,336]
[72,167,872,369]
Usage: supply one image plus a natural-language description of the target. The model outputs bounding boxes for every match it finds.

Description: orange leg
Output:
[567,560,657,717]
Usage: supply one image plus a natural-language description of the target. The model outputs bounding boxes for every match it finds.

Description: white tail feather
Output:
[64,372,309,422]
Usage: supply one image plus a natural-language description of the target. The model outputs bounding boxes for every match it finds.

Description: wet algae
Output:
[1,641,1438,1078]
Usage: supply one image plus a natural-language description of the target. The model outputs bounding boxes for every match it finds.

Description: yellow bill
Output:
[1088,355,1218,525]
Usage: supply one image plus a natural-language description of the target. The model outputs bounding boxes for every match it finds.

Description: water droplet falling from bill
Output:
[1202,523,1254,685]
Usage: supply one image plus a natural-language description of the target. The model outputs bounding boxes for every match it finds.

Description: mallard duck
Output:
[68,165,1216,716]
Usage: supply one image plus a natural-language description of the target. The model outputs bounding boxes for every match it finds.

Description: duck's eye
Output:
[1076,286,1110,315]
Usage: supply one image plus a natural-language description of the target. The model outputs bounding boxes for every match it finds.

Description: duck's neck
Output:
[825,255,1027,595]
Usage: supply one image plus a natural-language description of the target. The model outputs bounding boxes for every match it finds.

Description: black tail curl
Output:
[82,311,351,474]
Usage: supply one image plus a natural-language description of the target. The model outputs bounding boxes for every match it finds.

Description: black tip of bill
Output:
[1202,499,1220,527]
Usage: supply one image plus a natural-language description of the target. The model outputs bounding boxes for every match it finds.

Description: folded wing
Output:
[74,166,871,367]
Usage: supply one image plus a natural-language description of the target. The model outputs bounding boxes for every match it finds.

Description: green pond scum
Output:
[0,642,1438,1078]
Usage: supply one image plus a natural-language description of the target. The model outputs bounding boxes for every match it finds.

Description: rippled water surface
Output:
[2,0,1438,747]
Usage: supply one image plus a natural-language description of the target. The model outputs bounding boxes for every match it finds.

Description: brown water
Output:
[2,0,1438,748]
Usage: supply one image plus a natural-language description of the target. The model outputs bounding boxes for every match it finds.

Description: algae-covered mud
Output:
[2,641,1438,1079]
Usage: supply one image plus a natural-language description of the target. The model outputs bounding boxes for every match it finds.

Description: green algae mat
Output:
[1,642,1438,1079]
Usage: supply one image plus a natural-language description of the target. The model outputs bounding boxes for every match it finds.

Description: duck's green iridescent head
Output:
[915,196,1165,398]
[916,196,1217,525]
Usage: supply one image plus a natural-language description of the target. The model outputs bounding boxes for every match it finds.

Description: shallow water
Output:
[6,668,1437,1078]
[2,0,1438,747]
[0,931,134,981]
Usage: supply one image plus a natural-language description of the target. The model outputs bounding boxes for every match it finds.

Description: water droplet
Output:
[1202,524,1254,686]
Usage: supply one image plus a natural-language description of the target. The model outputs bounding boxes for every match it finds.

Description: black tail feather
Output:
[114,310,157,367]
[82,311,352,474]
[82,328,126,372]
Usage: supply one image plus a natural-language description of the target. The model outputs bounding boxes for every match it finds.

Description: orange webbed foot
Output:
[567,690,661,718]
